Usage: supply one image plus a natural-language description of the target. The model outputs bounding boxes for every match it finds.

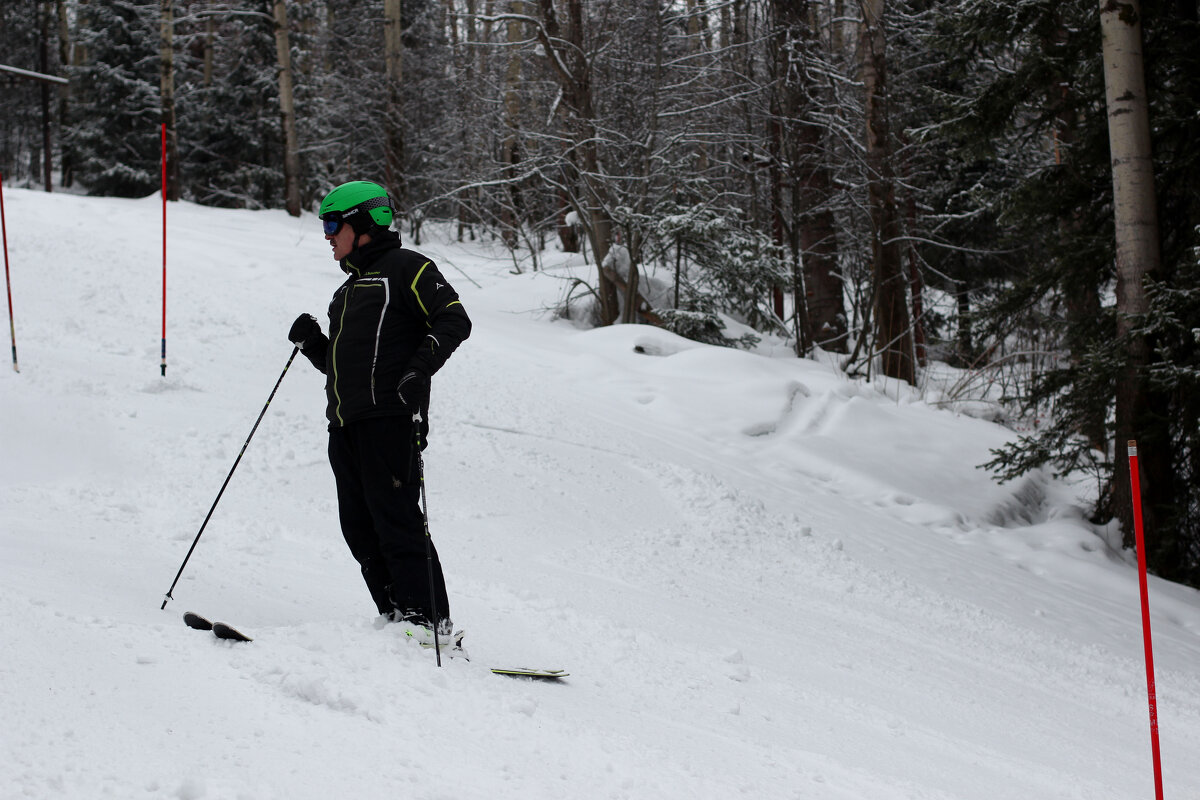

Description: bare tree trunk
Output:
[384,0,406,212]
[159,0,179,200]
[619,0,667,325]
[1100,0,1165,548]
[766,0,789,330]
[273,0,301,216]
[621,234,640,325]
[798,161,844,352]
[685,0,710,172]
[500,1,524,249]
[203,12,215,88]
[773,0,845,354]
[906,191,926,367]
[447,0,477,240]
[768,111,787,322]
[954,276,973,365]
[535,0,620,324]
[55,0,75,188]
[38,1,54,192]
[860,0,914,383]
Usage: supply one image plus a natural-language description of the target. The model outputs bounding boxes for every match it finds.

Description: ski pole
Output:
[160,346,299,609]
[0,173,17,372]
[413,411,443,667]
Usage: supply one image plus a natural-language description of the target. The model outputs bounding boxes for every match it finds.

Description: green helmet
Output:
[319,181,393,234]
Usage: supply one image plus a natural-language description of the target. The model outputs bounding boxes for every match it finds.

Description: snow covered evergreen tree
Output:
[173,1,283,209]
[0,0,62,188]
[948,0,1200,585]
[69,0,161,196]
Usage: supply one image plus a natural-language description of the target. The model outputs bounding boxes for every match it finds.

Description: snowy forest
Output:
[2,0,1199,588]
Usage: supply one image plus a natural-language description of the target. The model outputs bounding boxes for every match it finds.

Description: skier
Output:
[288,180,471,645]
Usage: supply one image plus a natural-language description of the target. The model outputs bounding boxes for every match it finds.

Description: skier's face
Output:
[327,221,359,261]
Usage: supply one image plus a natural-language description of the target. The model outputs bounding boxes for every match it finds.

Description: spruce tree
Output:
[0,0,59,187]
[174,3,282,209]
[943,0,1200,586]
[70,0,161,196]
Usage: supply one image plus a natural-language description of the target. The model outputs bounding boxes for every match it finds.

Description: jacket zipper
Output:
[330,286,350,426]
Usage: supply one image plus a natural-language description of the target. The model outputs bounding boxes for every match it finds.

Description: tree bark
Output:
[535,0,620,324]
[39,1,54,192]
[1099,0,1165,551]
[772,0,845,354]
[384,0,406,212]
[203,13,214,88]
[500,1,524,249]
[55,0,74,188]
[861,0,914,383]
[273,0,301,216]
[159,0,179,200]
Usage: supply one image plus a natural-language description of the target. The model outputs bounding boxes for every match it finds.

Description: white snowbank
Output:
[1,187,1198,799]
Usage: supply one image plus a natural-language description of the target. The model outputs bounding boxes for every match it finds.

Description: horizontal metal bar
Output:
[0,64,69,85]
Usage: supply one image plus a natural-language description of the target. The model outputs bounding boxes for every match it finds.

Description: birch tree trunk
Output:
[55,0,75,188]
[273,0,301,216]
[384,0,406,212]
[159,0,179,200]
[1099,0,1165,549]
[446,0,476,240]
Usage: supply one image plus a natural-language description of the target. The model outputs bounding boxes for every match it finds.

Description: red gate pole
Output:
[1127,439,1165,800]
[160,123,167,377]
[0,173,18,373]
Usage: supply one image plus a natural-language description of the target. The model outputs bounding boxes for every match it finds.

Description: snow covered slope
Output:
[2,187,1198,799]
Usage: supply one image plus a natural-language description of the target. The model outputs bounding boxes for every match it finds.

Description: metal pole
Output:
[0,174,17,372]
[160,347,299,609]
[413,410,442,667]
[161,123,167,377]
[0,63,69,84]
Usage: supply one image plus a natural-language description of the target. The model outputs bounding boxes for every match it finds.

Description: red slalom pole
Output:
[0,173,18,373]
[160,122,167,377]
[1127,440,1165,800]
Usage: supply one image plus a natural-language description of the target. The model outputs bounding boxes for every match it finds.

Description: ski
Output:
[432,642,566,679]
[183,612,563,676]
[183,611,215,631]
[182,612,252,642]
[418,635,566,678]
[421,639,566,678]
[489,667,568,680]
[213,621,253,642]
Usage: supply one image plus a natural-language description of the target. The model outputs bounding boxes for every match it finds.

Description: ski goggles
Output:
[321,217,344,236]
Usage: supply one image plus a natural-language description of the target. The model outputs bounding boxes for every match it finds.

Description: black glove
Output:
[289,313,321,348]
[397,368,430,414]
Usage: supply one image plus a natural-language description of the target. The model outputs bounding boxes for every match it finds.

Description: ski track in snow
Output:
[1,189,1199,799]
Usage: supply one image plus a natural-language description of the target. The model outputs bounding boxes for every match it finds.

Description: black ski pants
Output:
[327,416,450,623]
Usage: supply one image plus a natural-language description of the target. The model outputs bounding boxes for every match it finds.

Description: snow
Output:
[2,186,1199,800]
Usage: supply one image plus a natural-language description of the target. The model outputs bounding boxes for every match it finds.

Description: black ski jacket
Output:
[300,230,471,430]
